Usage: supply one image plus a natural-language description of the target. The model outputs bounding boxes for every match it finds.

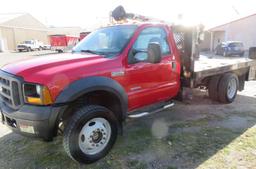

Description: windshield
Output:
[228,42,243,47]
[24,41,32,44]
[72,25,137,57]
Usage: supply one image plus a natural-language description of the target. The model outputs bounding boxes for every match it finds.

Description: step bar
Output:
[128,102,175,119]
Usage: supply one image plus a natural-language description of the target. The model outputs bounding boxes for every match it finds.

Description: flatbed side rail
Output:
[193,59,256,85]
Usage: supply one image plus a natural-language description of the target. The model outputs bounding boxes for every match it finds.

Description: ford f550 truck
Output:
[1,9,256,163]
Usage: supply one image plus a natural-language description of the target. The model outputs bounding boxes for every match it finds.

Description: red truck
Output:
[49,34,79,53]
[79,32,91,41]
[0,11,256,164]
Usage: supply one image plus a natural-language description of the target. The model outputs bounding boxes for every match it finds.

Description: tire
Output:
[63,105,118,164]
[18,49,22,52]
[218,73,239,103]
[249,47,256,59]
[27,47,31,52]
[208,75,221,101]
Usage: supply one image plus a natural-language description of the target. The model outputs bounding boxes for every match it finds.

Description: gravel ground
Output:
[0,52,255,169]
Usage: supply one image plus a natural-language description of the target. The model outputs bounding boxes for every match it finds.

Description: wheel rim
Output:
[227,78,237,99]
[78,117,111,155]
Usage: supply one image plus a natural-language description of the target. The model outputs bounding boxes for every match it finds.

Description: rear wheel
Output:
[218,73,238,103]
[57,49,63,53]
[208,75,221,101]
[63,105,118,164]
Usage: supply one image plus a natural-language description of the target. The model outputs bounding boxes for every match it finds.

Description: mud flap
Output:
[248,65,256,80]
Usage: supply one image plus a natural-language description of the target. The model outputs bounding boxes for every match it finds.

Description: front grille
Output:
[0,71,23,110]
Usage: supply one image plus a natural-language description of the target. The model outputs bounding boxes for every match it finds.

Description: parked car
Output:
[215,41,245,57]
[16,40,43,52]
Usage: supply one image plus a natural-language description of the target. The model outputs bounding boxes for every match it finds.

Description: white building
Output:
[0,13,48,51]
[209,13,256,51]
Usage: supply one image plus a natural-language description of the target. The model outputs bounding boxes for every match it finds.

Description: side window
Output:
[134,27,170,55]
[129,27,171,64]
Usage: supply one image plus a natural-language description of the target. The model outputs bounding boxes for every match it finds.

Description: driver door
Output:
[125,26,175,110]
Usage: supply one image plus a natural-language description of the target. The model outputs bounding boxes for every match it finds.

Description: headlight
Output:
[23,83,53,105]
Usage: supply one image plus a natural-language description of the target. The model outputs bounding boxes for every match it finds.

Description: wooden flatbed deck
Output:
[193,53,256,84]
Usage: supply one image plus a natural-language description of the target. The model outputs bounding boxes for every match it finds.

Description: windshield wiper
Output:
[80,49,99,55]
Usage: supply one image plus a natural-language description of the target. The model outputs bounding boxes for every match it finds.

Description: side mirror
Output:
[147,43,161,63]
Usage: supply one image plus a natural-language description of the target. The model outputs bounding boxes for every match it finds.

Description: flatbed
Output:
[194,54,256,86]
[172,25,256,88]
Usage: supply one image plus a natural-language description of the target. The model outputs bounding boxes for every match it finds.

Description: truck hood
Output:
[17,43,30,46]
[1,53,108,80]
[1,53,120,101]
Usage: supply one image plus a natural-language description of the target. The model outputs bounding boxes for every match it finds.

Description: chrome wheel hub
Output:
[78,118,111,155]
[227,78,237,99]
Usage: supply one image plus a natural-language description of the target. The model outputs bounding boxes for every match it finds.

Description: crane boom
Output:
[111,5,166,24]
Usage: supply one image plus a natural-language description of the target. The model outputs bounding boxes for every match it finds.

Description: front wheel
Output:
[63,105,118,164]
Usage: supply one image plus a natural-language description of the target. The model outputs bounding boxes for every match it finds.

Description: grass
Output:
[0,109,256,169]
[197,126,256,169]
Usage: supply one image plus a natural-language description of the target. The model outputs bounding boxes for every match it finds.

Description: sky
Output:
[1,0,256,30]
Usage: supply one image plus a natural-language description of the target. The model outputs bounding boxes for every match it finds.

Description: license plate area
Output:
[19,124,35,134]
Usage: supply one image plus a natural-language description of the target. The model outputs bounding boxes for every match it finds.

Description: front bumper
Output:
[227,51,244,55]
[17,47,27,51]
[0,98,65,140]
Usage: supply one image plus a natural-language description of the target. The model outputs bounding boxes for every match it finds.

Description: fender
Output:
[54,76,128,120]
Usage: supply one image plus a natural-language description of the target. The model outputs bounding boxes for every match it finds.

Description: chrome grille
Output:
[0,71,23,109]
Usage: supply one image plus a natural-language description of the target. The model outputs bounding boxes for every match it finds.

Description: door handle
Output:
[172,62,176,70]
